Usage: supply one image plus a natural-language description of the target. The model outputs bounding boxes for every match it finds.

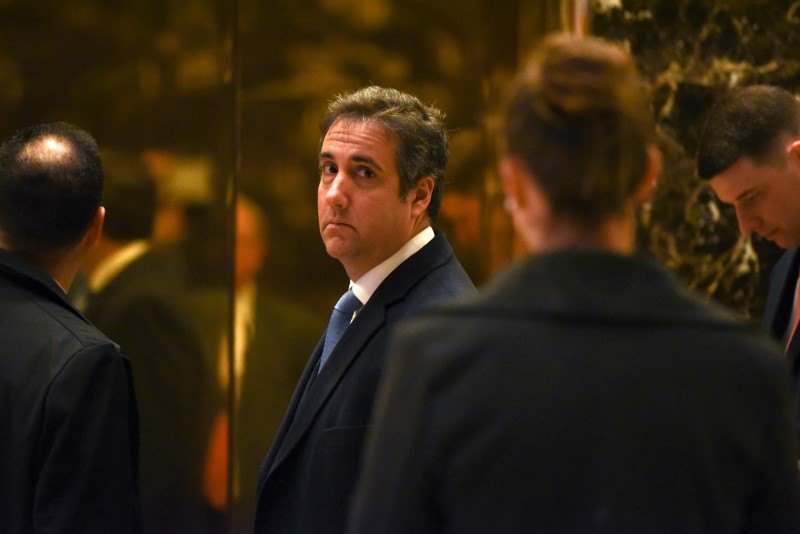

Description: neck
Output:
[50,260,78,292]
[82,237,128,275]
[342,222,432,282]
[521,210,635,256]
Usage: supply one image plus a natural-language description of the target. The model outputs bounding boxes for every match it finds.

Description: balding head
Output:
[0,122,104,262]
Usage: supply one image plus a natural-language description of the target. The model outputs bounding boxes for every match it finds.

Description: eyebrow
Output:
[319,151,384,172]
[735,186,757,202]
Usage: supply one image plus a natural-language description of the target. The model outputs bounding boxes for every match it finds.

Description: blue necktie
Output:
[319,289,362,372]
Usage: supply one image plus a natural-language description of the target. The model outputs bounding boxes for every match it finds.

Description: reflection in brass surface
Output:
[2,1,566,532]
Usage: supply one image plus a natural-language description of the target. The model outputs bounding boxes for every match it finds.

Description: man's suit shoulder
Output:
[0,275,124,402]
[376,233,476,309]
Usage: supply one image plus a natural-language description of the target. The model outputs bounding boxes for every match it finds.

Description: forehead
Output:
[709,156,785,202]
[320,118,397,157]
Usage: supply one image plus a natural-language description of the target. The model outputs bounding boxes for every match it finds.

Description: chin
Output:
[323,241,348,261]
[770,235,795,250]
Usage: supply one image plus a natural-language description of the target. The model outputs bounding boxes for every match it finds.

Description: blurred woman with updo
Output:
[349,33,800,534]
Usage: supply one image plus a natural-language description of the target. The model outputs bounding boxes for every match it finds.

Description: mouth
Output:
[324,220,355,231]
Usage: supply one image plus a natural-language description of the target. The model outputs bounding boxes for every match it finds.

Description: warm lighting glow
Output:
[42,137,69,155]
[565,0,589,35]
[21,136,71,161]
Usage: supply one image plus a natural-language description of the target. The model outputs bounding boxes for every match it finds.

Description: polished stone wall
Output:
[591,0,797,319]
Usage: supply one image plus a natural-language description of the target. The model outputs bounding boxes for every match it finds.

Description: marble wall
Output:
[591,0,799,319]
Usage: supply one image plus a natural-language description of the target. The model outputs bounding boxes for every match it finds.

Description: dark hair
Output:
[696,85,800,180]
[500,33,653,226]
[100,149,157,240]
[0,122,103,259]
[320,86,448,221]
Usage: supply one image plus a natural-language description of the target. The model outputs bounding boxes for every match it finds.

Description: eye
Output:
[356,166,375,179]
[739,190,762,207]
[320,163,337,176]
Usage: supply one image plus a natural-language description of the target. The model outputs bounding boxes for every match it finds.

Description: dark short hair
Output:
[100,149,157,241]
[0,122,103,259]
[500,33,653,226]
[320,86,448,221]
[696,85,800,180]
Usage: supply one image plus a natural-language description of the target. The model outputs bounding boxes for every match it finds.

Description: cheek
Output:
[769,190,792,221]
[317,187,328,210]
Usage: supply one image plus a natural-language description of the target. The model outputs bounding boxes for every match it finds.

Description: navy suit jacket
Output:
[253,232,476,533]
[763,247,800,432]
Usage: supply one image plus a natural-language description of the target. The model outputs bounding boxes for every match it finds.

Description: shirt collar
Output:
[89,240,151,292]
[350,226,434,304]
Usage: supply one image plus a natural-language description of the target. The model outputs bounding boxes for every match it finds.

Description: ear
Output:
[499,157,529,212]
[409,176,434,217]
[633,144,661,204]
[788,140,800,163]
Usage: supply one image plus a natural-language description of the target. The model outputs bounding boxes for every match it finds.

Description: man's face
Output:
[710,151,800,249]
[318,118,425,280]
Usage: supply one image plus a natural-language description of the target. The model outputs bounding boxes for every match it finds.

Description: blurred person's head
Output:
[142,149,215,244]
[498,33,659,253]
[697,85,800,249]
[236,195,268,289]
[99,149,157,241]
[0,122,105,282]
[79,149,158,280]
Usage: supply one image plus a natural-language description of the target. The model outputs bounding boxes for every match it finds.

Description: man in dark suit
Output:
[350,35,800,533]
[0,123,141,533]
[80,150,215,533]
[253,86,476,533]
[697,85,800,443]
[188,196,323,533]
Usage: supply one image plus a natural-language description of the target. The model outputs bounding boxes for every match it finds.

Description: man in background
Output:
[0,122,141,533]
[697,84,800,443]
[192,195,323,533]
[80,149,215,533]
[253,86,477,533]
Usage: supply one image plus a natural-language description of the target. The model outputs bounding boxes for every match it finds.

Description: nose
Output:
[324,172,349,209]
[734,204,760,238]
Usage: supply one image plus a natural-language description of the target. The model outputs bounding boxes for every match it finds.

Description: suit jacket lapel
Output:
[256,334,322,491]
[763,248,800,339]
[785,331,800,370]
[266,305,386,476]
[775,249,800,365]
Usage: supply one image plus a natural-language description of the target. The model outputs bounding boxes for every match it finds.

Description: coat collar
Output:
[477,249,739,326]
[0,248,82,318]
